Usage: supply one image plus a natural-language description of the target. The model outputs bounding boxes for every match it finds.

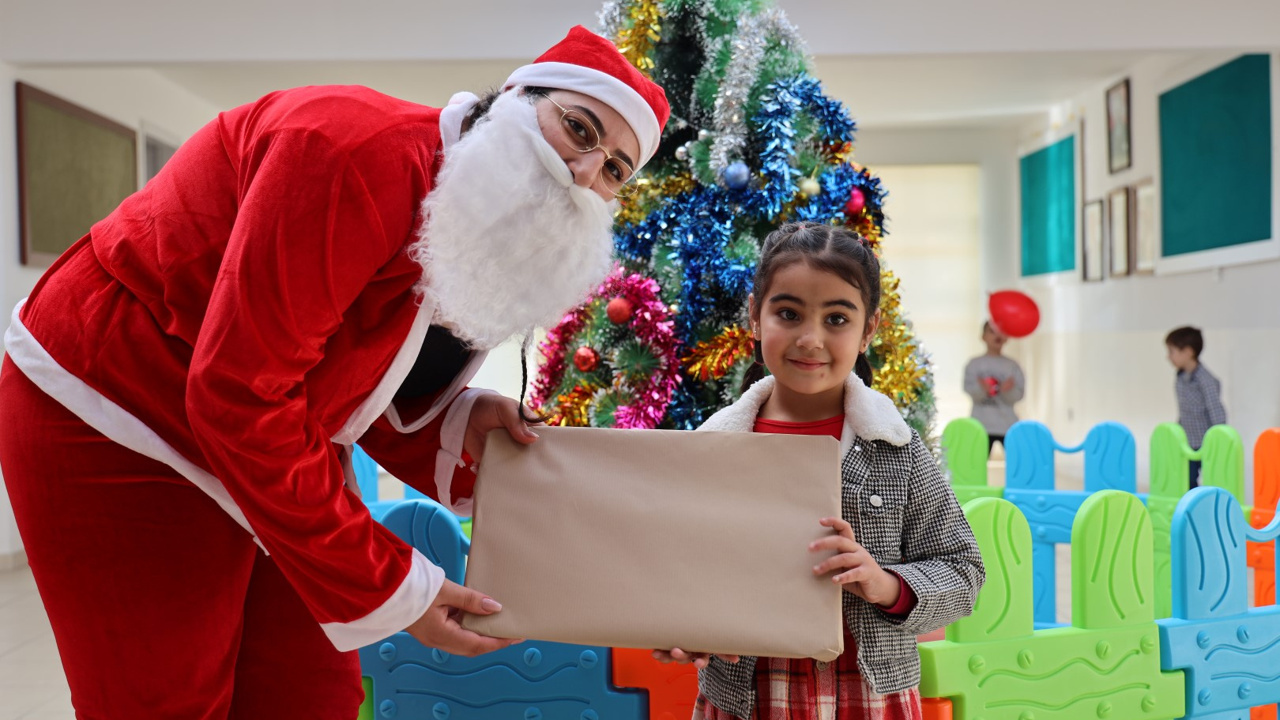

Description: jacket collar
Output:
[698,373,912,456]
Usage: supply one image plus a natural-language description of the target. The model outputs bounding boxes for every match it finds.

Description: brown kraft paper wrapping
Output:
[461,425,844,661]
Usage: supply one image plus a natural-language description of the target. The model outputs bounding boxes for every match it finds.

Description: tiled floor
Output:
[0,565,73,719]
[0,461,1072,719]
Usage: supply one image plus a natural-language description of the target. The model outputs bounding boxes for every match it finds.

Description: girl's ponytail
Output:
[854,353,874,387]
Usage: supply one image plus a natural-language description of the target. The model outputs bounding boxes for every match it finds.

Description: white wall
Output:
[1010,52,1280,494]
[0,65,220,563]
[469,338,537,402]
[853,127,1023,441]
[872,165,983,427]
[855,126,1021,298]
[0,61,23,565]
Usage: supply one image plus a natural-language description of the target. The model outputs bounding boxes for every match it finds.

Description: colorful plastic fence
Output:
[1148,423,1245,618]
[1001,420,1137,626]
[1248,429,1280,608]
[357,499,695,720]
[943,418,1001,505]
[919,487,1280,720]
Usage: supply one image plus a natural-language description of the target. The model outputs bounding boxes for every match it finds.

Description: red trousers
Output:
[0,358,363,719]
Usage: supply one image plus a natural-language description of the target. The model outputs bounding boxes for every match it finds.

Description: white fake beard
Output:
[411,91,617,350]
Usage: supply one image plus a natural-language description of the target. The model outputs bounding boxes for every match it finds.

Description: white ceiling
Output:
[2,0,1276,63]
[2,0,1261,130]
[143,50,1173,129]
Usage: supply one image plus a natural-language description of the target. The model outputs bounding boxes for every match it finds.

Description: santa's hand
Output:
[652,648,741,669]
[404,580,521,657]
[463,394,539,463]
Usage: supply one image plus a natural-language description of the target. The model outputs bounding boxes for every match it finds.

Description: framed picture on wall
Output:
[1133,179,1158,274]
[139,120,181,185]
[1083,199,1105,281]
[16,82,138,267]
[1108,186,1131,276]
[1106,78,1132,174]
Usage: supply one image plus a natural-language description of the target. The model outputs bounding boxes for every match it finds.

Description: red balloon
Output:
[988,291,1039,338]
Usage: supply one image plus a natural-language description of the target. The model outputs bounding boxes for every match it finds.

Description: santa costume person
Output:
[0,26,668,719]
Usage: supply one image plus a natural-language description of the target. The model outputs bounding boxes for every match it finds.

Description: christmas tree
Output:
[531,0,937,441]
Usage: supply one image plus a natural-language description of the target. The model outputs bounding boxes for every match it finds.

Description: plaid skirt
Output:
[694,631,922,720]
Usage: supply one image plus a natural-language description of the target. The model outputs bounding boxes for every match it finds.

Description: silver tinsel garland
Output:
[700,6,806,178]
[599,0,807,181]
[596,0,628,40]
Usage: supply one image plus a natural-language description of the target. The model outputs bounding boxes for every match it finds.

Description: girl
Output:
[661,222,984,720]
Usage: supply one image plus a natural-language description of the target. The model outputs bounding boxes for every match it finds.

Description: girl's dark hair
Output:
[742,222,881,392]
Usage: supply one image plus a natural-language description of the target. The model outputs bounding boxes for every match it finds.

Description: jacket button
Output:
[816,661,829,670]
[870,494,884,507]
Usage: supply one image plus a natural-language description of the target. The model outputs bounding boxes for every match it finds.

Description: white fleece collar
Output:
[698,374,912,456]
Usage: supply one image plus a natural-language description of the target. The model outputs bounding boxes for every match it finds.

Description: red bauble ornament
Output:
[844,187,867,216]
[988,290,1040,338]
[573,346,600,372]
[606,297,634,324]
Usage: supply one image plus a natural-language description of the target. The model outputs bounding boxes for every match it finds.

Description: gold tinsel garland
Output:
[870,270,926,407]
[613,0,662,76]
[683,325,754,382]
[616,173,697,227]
[550,383,600,427]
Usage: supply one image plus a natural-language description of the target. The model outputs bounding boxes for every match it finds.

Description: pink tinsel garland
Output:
[530,268,681,429]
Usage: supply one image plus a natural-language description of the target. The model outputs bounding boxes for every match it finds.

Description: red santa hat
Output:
[503,25,669,167]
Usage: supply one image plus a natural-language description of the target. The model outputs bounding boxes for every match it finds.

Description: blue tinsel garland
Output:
[612,73,884,428]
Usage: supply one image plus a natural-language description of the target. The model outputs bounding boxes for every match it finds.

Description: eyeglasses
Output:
[538,93,637,198]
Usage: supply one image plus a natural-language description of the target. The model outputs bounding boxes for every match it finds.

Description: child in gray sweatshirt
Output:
[963,321,1025,455]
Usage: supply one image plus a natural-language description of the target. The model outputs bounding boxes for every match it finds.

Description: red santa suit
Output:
[0,25,669,719]
[1,84,489,715]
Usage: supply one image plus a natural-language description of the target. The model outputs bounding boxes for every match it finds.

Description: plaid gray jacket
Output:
[695,374,985,719]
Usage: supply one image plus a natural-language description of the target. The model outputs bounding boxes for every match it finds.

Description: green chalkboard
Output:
[1020,135,1077,276]
[16,82,138,267]
[1159,54,1272,257]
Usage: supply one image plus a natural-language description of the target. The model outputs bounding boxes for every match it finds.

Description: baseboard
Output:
[0,548,28,571]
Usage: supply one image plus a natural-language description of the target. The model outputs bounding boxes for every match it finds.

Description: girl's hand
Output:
[651,648,741,669]
[810,517,901,607]
[463,394,539,465]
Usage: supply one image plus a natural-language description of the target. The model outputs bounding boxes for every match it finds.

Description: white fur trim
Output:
[698,374,911,454]
[432,387,497,517]
[439,91,480,150]
[320,547,444,651]
[381,349,488,435]
[331,296,435,445]
[503,62,660,166]
[339,444,361,498]
[4,300,266,549]
[8,300,455,651]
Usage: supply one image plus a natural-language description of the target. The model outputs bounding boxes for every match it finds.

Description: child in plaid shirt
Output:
[655,223,984,720]
[1166,326,1227,487]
